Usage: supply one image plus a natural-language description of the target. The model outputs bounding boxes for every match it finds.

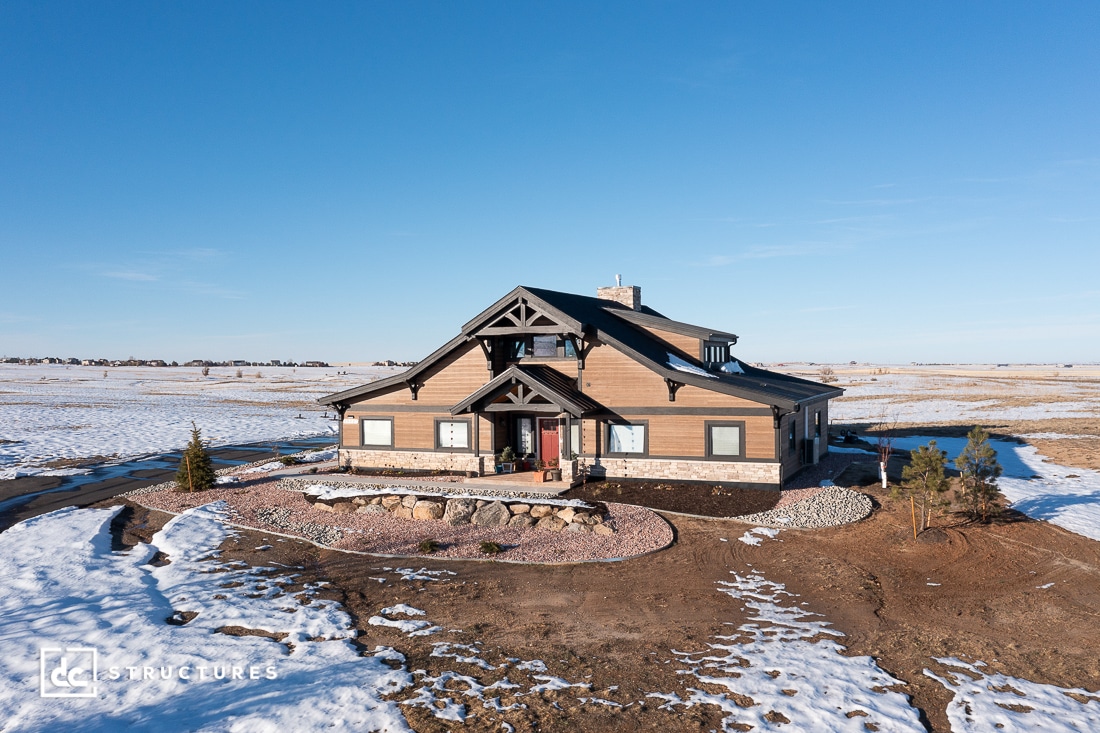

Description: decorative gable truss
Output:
[450,365,602,418]
[462,290,590,369]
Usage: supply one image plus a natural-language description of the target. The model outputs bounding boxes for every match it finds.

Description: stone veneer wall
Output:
[342,449,489,475]
[586,457,781,487]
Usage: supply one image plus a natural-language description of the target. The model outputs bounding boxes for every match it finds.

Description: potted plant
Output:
[500,446,516,474]
[548,457,562,481]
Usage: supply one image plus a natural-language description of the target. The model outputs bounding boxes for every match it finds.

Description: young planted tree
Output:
[955,426,1003,523]
[176,422,216,492]
[895,440,951,535]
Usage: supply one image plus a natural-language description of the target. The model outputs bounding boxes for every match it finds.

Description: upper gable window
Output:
[508,338,527,359]
[703,341,729,365]
[532,335,558,357]
[506,336,576,361]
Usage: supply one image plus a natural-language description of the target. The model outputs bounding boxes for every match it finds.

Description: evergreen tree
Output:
[896,440,951,532]
[176,422,216,492]
[955,426,1003,523]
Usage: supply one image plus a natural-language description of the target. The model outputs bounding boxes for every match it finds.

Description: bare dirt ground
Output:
[104,468,1100,731]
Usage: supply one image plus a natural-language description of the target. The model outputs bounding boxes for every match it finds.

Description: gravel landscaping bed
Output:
[129,480,674,563]
[734,486,873,529]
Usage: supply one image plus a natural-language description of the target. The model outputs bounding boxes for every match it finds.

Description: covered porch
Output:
[450,364,601,481]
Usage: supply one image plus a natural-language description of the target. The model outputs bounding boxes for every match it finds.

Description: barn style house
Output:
[319,284,842,489]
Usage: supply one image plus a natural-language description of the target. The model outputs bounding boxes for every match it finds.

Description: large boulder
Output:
[566,522,591,533]
[593,523,615,536]
[356,504,387,515]
[332,502,357,514]
[471,501,512,527]
[508,514,536,528]
[381,496,403,511]
[443,498,477,526]
[555,507,577,523]
[400,495,419,509]
[392,505,413,520]
[529,505,555,518]
[413,500,445,521]
[509,503,531,515]
[536,515,566,532]
[313,502,333,513]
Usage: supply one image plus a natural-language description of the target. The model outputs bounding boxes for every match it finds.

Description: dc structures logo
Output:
[40,647,98,698]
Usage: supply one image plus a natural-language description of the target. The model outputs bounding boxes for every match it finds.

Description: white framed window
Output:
[707,422,744,458]
[607,423,646,455]
[517,417,534,455]
[570,422,581,456]
[436,419,470,449]
[361,418,393,447]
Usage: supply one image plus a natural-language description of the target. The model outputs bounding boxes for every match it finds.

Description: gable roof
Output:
[318,286,842,411]
[450,364,603,417]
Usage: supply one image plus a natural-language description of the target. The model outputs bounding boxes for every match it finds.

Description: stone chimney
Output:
[596,278,642,311]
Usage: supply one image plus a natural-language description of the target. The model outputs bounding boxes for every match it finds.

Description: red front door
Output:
[538,419,559,464]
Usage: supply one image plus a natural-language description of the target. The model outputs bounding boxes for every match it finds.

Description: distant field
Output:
[0,364,404,479]
[774,364,1100,471]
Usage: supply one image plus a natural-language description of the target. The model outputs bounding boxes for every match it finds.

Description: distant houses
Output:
[2,357,335,368]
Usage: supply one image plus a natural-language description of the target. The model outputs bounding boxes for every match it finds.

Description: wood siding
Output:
[581,342,762,409]
[627,324,701,359]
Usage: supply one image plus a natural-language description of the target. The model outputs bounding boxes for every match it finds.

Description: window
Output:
[707,422,744,458]
[788,418,796,451]
[703,341,729,364]
[532,335,558,357]
[607,423,647,455]
[360,418,393,447]
[505,336,579,360]
[436,419,470,450]
[517,417,535,455]
[570,421,581,456]
[815,411,822,437]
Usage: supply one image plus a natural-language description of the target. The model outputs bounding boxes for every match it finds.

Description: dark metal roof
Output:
[449,364,603,417]
[605,307,738,344]
[318,286,843,411]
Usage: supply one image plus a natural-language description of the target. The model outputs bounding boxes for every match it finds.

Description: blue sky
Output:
[2,2,1098,364]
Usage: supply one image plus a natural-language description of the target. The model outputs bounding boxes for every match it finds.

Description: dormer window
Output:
[703,341,729,365]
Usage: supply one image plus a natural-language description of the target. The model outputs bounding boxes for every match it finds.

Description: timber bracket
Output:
[665,378,683,402]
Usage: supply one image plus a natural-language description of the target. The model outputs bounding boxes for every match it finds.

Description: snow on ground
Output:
[0,501,411,732]
[737,527,782,546]
[885,436,1100,543]
[651,566,926,732]
[301,482,595,507]
[828,371,1100,424]
[925,658,1100,732]
[0,364,402,479]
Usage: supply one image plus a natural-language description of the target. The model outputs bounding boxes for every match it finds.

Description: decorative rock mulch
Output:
[130,480,674,563]
[735,486,873,529]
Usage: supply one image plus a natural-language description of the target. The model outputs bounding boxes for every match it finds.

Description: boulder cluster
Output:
[311,494,614,535]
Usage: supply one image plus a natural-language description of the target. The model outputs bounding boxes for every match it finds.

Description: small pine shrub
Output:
[418,539,440,554]
[478,541,502,555]
[176,422,216,492]
[956,426,1004,523]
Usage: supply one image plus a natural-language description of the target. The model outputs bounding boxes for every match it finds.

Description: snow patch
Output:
[926,657,1100,732]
